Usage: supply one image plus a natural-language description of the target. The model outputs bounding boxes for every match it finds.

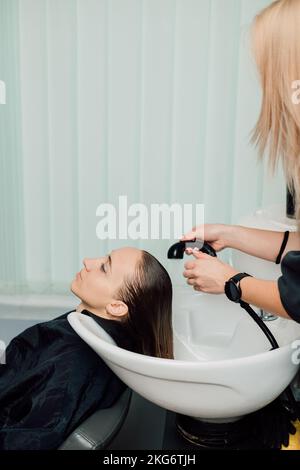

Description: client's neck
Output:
[76,302,111,320]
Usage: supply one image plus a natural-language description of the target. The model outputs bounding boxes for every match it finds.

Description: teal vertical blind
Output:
[0,0,285,294]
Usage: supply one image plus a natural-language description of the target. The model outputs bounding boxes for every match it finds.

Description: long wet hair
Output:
[250,0,300,228]
[116,250,174,359]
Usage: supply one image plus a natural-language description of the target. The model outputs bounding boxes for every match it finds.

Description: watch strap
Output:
[229,272,253,284]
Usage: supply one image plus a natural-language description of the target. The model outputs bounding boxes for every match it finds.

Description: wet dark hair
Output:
[116,250,173,359]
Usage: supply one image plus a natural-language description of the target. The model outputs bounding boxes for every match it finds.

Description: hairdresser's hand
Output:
[181,224,232,253]
[183,250,238,294]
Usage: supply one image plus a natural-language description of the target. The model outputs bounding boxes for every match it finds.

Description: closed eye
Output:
[100,263,106,273]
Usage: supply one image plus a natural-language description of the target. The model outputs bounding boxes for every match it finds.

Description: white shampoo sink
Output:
[68,286,300,421]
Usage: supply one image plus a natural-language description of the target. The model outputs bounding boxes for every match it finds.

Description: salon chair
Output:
[58,387,132,450]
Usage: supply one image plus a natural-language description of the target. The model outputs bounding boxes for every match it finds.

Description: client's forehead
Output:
[111,247,142,271]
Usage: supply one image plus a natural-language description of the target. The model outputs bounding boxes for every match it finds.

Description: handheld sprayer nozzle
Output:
[167,239,217,259]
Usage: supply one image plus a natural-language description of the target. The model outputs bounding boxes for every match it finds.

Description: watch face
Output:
[225,280,240,302]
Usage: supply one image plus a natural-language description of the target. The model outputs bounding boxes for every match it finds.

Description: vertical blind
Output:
[0,0,285,294]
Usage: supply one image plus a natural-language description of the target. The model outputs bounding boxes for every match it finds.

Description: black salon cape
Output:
[278,250,300,323]
[0,310,134,450]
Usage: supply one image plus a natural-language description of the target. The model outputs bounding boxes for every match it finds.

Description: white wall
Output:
[0,0,284,294]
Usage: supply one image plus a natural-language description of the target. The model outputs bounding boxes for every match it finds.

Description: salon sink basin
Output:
[68,286,300,422]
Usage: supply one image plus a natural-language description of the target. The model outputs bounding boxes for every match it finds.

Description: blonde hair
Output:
[251,0,300,228]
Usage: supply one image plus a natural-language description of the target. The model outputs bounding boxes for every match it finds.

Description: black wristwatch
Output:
[224,272,252,303]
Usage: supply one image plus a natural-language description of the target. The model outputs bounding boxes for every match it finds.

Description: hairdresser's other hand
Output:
[181,224,232,253]
[183,250,238,294]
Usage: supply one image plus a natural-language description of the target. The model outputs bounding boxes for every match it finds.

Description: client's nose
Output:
[83,258,95,271]
[83,257,105,271]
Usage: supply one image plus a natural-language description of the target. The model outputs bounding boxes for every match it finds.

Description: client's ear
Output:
[106,300,128,319]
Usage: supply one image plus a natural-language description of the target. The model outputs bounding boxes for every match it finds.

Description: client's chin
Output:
[70,278,79,296]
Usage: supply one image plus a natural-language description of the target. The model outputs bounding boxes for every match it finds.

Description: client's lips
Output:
[76,271,82,280]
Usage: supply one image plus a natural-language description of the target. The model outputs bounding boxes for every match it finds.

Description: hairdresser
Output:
[182,0,300,323]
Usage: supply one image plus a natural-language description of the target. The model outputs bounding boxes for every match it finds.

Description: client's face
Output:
[71,247,142,319]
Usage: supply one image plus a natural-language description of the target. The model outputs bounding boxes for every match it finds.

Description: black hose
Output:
[239,300,279,349]
[239,300,298,413]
